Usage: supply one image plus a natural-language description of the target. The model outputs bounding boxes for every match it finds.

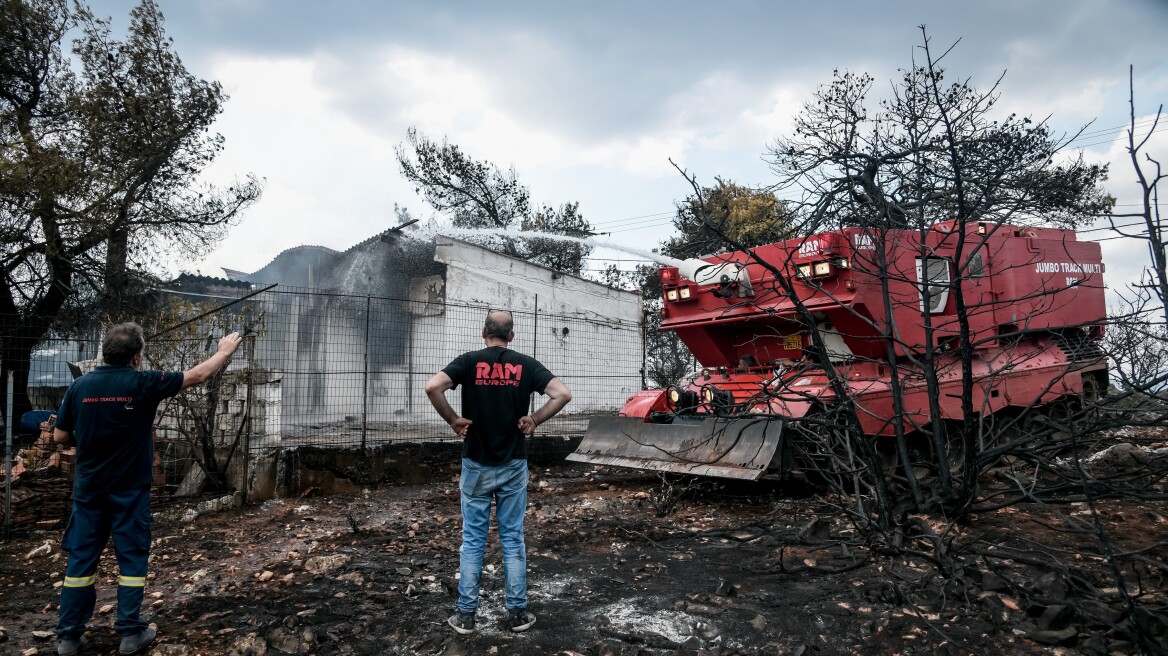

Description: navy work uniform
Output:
[54,366,183,641]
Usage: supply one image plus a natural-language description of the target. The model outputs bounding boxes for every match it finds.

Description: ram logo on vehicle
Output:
[797,239,821,257]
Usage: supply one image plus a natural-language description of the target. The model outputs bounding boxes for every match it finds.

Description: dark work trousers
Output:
[55,486,152,638]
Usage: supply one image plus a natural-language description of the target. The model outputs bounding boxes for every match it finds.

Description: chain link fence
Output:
[253,286,642,448]
[3,285,643,530]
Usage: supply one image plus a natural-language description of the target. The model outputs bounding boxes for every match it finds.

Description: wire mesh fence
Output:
[248,286,643,448]
[3,284,644,529]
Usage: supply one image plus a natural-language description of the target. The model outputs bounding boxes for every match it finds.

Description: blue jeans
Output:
[56,487,152,638]
[457,458,528,613]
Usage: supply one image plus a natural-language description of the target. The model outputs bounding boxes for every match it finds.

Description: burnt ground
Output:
[1,452,1166,656]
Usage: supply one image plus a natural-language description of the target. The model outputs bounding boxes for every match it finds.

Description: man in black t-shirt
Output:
[53,322,242,656]
[425,310,572,635]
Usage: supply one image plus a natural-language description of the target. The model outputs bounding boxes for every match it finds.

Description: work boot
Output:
[507,608,537,632]
[57,635,87,656]
[118,627,156,655]
[447,611,476,634]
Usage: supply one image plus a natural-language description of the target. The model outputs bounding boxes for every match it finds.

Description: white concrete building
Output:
[227,232,644,433]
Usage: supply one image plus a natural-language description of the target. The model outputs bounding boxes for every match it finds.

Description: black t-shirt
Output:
[55,365,184,500]
[442,346,555,465]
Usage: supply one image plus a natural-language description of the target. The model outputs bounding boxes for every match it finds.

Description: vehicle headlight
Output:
[701,385,716,403]
[797,264,812,278]
[813,262,832,276]
[665,289,678,301]
[678,286,691,299]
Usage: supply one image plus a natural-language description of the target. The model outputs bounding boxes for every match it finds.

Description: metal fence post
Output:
[4,371,13,539]
[406,313,414,415]
[530,295,539,416]
[641,310,649,390]
[243,333,255,499]
[362,294,371,452]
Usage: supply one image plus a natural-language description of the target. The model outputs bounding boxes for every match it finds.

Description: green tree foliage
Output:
[602,262,694,388]
[633,178,790,385]
[663,177,791,260]
[395,127,529,231]
[0,0,260,413]
[520,201,592,275]
[396,128,593,274]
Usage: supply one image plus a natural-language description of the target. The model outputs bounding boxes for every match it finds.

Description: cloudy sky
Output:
[88,0,1168,292]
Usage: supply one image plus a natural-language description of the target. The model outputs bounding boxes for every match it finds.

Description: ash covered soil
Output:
[2,458,1166,656]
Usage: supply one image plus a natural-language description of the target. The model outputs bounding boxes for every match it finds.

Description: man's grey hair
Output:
[484,311,514,341]
[103,322,146,366]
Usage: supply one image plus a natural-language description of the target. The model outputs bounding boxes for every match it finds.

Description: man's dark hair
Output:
[484,311,514,341]
[102,322,146,366]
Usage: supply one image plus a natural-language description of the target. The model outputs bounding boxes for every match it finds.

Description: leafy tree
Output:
[396,128,593,273]
[601,262,693,388]
[628,178,790,390]
[395,127,529,232]
[599,263,635,292]
[0,0,260,415]
[663,177,791,259]
[520,201,592,275]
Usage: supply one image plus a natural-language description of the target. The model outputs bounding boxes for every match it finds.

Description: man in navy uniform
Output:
[53,322,242,655]
[425,310,572,634]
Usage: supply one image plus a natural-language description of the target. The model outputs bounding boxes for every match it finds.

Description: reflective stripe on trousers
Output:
[56,486,152,639]
[63,575,96,588]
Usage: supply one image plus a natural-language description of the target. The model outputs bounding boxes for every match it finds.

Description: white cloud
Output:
[147,1,1166,281]
[1079,112,1168,305]
[185,55,406,275]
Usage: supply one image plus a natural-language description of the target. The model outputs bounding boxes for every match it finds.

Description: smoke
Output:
[240,232,444,422]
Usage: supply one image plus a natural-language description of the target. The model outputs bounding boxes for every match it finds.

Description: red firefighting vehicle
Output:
[569,220,1107,480]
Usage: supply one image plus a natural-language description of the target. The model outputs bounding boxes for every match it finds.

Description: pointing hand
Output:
[217,332,243,355]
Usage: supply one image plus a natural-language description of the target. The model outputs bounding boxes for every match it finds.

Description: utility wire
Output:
[1069,126,1168,150]
[597,216,676,231]
[589,210,676,228]
[583,256,664,262]
[1083,230,1155,243]
[575,119,1163,233]
[1063,117,1161,144]
[1079,220,1151,234]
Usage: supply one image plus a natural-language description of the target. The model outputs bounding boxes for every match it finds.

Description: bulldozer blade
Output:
[567,415,784,481]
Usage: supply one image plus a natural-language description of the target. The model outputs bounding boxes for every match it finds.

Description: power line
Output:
[574,119,1163,233]
[584,188,1161,236]
[582,256,662,262]
[597,215,675,231]
[606,221,674,234]
[1064,117,1161,145]
[1079,220,1149,234]
[589,210,675,228]
[1083,230,1156,243]
[1069,125,1168,150]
